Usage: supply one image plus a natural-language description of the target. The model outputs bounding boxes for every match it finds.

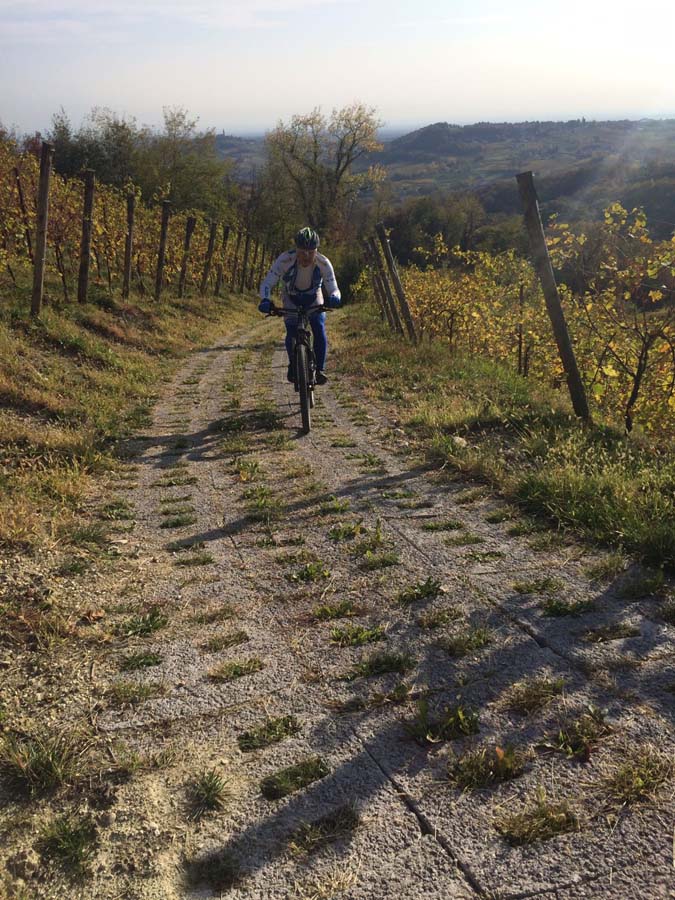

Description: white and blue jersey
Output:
[259,250,340,310]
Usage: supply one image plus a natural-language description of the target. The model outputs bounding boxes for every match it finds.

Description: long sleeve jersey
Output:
[259,249,340,309]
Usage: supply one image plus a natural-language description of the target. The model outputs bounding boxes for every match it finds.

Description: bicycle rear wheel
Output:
[296,343,311,434]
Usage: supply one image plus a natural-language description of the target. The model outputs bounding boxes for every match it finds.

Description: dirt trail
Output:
[36,318,675,898]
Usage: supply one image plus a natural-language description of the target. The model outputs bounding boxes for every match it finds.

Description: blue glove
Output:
[326,294,341,309]
[258,299,272,314]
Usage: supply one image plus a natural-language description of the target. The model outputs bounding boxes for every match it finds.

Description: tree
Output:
[264,103,383,237]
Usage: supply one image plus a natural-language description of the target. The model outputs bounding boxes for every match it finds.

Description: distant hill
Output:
[215,119,675,236]
[214,133,266,177]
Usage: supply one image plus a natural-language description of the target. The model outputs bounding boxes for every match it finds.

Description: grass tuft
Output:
[38,815,97,874]
[512,577,562,595]
[312,600,359,621]
[0,730,86,794]
[201,630,248,652]
[330,623,385,647]
[396,577,442,606]
[288,803,361,857]
[601,746,673,807]
[116,606,168,637]
[344,651,413,680]
[406,699,479,744]
[507,676,565,714]
[238,715,300,752]
[120,651,162,671]
[192,768,229,813]
[208,658,263,682]
[260,757,329,800]
[496,788,579,845]
[448,744,526,790]
[440,626,491,658]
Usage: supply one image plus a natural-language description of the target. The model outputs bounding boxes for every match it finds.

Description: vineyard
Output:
[0,138,268,308]
[362,206,675,439]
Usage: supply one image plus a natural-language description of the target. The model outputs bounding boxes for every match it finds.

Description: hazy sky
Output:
[2,0,675,135]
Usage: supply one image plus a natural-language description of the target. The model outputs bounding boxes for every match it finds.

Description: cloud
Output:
[0,0,351,40]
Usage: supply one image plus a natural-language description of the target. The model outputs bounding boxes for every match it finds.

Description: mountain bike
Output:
[267,303,328,435]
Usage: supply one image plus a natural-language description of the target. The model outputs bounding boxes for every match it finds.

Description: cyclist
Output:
[258,227,341,384]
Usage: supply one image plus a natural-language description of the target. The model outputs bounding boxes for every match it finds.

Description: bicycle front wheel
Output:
[296,343,311,434]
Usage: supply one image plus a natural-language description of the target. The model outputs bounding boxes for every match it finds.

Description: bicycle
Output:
[266,302,329,435]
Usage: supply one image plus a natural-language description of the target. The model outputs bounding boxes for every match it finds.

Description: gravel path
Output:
[80,318,675,899]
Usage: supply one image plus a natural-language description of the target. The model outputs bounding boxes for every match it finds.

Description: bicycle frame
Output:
[267,303,328,434]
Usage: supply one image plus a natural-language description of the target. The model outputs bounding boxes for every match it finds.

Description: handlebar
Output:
[266,303,332,317]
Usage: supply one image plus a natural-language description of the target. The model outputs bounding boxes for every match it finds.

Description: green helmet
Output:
[295,227,320,250]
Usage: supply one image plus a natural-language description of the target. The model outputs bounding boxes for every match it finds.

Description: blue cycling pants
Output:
[285,311,327,371]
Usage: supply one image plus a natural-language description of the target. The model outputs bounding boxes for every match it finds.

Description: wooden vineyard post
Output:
[31,141,54,318]
[13,167,33,263]
[230,231,243,290]
[361,240,389,326]
[375,222,418,344]
[154,200,171,301]
[200,221,218,296]
[257,245,267,288]
[77,169,96,304]
[239,233,251,293]
[122,193,135,299]
[517,282,524,376]
[178,216,197,298]
[247,240,260,290]
[516,171,591,422]
[214,225,231,297]
[368,236,403,335]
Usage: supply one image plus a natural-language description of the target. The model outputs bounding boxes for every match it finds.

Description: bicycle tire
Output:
[296,343,311,434]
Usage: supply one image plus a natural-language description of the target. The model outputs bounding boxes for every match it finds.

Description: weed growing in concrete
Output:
[208,658,263,682]
[175,552,214,567]
[406,699,479,744]
[287,562,330,583]
[312,600,359,621]
[397,577,442,606]
[192,604,235,624]
[160,513,197,529]
[417,607,461,629]
[318,495,350,516]
[513,577,562,595]
[440,626,491,658]
[288,803,361,857]
[445,533,485,547]
[116,607,168,637]
[601,746,673,807]
[584,623,640,643]
[540,597,594,617]
[202,630,248,652]
[616,568,665,600]
[329,521,366,541]
[238,715,300,752]
[107,681,165,707]
[260,757,329,800]
[120,651,162,671]
[344,651,412,680]
[507,676,565,714]
[421,519,464,532]
[359,550,400,571]
[542,706,612,760]
[448,744,526,789]
[330,624,385,647]
[584,553,626,583]
[496,788,579,845]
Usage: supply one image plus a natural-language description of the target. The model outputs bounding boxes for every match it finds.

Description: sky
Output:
[2,0,675,136]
